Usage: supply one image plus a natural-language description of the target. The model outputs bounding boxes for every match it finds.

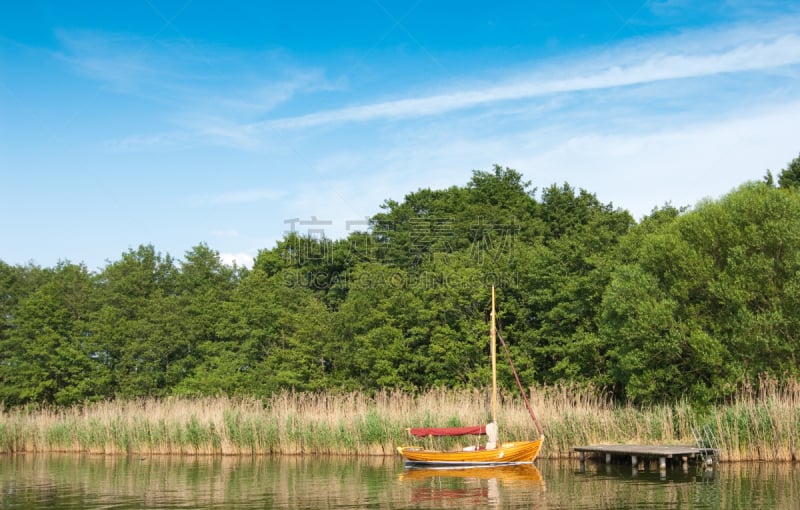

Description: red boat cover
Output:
[408,425,487,438]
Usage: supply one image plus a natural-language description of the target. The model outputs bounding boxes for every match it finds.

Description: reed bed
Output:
[1,379,798,460]
[707,377,800,462]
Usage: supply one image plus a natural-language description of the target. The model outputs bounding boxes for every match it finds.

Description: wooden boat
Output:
[397,287,544,466]
[397,438,543,466]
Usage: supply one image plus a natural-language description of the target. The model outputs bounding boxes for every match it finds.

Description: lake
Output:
[1,453,798,508]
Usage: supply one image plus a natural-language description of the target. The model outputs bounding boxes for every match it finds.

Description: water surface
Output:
[1,454,798,509]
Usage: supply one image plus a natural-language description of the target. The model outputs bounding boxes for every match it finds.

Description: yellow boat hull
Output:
[397,436,544,466]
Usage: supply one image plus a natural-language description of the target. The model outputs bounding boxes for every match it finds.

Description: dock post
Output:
[659,457,667,470]
[605,453,612,464]
[631,455,637,466]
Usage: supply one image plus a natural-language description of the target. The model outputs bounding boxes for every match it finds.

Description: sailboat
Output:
[397,286,544,466]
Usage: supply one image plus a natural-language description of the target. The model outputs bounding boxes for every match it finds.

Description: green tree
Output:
[520,183,634,386]
[370,165,542,269]
[180,267,334,396]
[0,262,106,405]
[171,243,240,393]
[254,233,361,307]
[93,245,181,397]
[777,153,800,189]
[602,182,800,403]
[333,263,421,389]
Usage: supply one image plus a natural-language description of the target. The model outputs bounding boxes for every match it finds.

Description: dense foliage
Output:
[2,157,800,406]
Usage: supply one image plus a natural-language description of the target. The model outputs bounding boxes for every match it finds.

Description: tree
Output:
[602,182,800,403]
[178,267,335,396]
[777,153,800,189]
[370,166,543,269]
[0,262,106,405]
[332,263,421,389]
[93,245,181,398]
[171,243,239,392]
[520,183,634,386]
[254,233,360,307]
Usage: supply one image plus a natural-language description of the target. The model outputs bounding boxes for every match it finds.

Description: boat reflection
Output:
[400,464,545,507]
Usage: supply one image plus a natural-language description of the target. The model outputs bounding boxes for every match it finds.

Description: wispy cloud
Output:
[104,131,192,151]
[80,16,800,153]
[201,188,286,205]
[263,31,800,129]
[55,29,344,152]
[105,118,261,151]
[55,30,164,93]
[56,29,337,117]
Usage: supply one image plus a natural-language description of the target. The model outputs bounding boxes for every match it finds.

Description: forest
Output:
[2,155,800,408]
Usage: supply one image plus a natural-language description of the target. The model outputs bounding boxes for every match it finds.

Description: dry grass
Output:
[1,379,798,460]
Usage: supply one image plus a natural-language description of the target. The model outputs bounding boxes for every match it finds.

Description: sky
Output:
[2,1,800,271]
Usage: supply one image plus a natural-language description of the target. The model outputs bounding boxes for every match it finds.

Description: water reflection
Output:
[576,458,716,483]
[1,454,798,509]
[399,464,545,508]
[536,459,800,510]
[0,454,401,509]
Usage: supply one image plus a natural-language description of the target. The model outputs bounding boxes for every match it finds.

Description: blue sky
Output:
[2,1,800,270]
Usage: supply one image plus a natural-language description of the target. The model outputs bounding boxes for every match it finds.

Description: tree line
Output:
[2,156,800,407]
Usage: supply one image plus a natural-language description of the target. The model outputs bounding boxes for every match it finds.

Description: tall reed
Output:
[704,377,800,462]
[1,378,797,460]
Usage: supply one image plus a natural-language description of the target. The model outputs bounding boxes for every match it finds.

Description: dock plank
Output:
[573,444,717,468]
[574,444,710,458]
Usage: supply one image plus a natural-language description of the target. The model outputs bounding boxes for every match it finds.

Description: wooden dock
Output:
[573,444,717,469]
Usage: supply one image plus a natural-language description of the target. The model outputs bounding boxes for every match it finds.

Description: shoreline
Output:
[2,382,798,461]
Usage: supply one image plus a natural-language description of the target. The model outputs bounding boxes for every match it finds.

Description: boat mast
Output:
[491,286,497,424]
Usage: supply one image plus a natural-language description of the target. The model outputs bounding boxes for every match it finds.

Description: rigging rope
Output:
[496,329,544,437]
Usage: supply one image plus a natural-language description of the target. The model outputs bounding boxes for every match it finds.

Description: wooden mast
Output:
[396,284,544,465]
[490,286,497,424]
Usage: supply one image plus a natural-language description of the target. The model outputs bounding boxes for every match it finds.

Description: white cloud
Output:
[219,251,254,268]
[519,100,800,218]
[274,98,800,232]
